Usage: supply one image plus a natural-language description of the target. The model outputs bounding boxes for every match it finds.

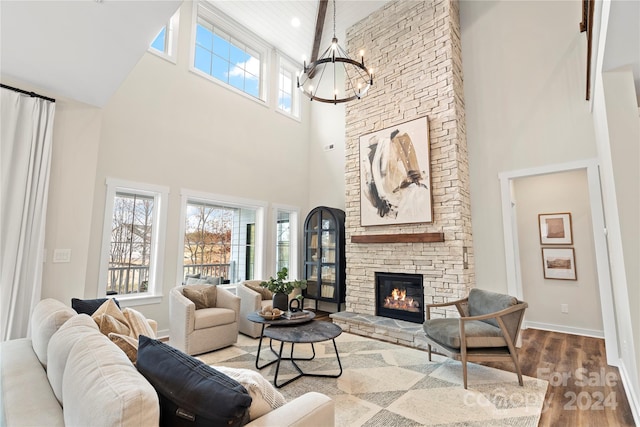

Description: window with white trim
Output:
[277,56,301,119]
[179,191,266,285]
[192,3,268,101]
[99,179,169,304]
[150,9,180,62]
[273,206,300,278]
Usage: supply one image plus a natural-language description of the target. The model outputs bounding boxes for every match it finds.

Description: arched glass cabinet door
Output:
[303,206,345,311]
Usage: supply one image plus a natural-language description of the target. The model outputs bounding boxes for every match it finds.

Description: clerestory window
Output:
[277,56,301,119]
[149,9,180,63]
[192,3,268,102]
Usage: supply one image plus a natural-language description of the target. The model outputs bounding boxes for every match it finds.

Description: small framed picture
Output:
[541,248,577,280]
[538,213,573,245]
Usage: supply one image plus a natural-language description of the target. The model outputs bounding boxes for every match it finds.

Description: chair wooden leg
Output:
[462,356,468,389]
[427,344,432,362]
[510,351,524,386]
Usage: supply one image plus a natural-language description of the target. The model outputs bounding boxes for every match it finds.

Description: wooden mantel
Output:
[351,232,445,244]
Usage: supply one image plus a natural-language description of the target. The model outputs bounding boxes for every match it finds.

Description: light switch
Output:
[53,249,71,263]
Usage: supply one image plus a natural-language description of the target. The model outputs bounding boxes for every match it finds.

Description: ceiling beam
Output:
[309,0,328,78]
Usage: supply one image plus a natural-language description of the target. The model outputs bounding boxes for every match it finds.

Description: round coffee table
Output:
[263,321,343,388]
[247,311,315,370]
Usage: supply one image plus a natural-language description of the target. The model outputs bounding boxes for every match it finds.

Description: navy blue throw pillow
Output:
[136,336,251,427]
[71,298,120,315]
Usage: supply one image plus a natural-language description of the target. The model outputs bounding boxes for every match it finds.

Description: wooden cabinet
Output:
[302,206,345,311]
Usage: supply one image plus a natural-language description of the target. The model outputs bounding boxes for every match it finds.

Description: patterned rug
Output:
[198,332,548,426]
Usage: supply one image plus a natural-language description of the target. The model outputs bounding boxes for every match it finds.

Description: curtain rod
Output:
[0,83,56,103]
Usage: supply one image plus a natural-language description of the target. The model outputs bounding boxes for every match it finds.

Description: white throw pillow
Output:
[212,366,286,420]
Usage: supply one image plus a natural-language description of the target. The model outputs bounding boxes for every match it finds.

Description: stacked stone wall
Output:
[344,0,474,320]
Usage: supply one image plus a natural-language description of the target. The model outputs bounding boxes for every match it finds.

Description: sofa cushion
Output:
[47,314,100,404]
[71,297,120,315]
[213,366,286,421]
[137,336,251,427]
[122,307,156,339]
[30,298,76,368]
[194,307,237,329]
[183,284,217,309]
[62,332,159,426]
[109,333,139,364]
[423,318,507,349]
[0,339,65,427]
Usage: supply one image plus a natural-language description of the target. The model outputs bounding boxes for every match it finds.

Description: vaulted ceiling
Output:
[0,1,637,107]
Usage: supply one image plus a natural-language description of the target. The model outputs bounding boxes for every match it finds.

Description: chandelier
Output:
[297,0,374,104]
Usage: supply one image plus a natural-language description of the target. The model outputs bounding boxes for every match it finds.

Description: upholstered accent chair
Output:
[423,288,528,389]
[237,280,303,338]
[169,285,240,355]
[237,280,273,338]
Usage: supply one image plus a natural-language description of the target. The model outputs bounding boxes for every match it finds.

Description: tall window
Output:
[149,9,180,62]
[276,211,290,272]
[277,56,300,119]
[272,206,299,278]
[181,193,266,284]
[109,193,153,294]
[193,4,267,101]
[99,179,168,303]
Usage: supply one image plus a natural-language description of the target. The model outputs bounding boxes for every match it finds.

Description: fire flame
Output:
[384,288,417,312]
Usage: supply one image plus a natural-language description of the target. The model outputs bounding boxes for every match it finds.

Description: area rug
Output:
[198,332,548,426]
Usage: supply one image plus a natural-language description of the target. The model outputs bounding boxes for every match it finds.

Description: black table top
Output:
[263,320,342,343]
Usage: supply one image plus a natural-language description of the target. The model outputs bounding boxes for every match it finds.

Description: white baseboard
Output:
[617,360,640,426]
[524,321,604,339]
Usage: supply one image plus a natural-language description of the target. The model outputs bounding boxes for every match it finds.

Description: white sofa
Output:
[0,298,335,427]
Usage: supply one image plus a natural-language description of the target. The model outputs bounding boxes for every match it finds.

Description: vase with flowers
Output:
[260,267,307,311]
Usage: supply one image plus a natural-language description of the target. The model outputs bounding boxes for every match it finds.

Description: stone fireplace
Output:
[330,0,474,349]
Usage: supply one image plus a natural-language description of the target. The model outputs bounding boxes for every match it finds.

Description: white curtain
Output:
[1,87,56,341]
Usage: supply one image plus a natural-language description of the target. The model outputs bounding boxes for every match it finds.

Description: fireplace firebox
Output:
[375,272,424,323]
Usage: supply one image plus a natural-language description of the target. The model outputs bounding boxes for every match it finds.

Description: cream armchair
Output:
[169,285,240,356]
[237,280,273,338]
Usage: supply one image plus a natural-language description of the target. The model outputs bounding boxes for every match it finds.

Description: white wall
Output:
[459,0,598,293]
[514,170,603,336]
[35,1,312,332]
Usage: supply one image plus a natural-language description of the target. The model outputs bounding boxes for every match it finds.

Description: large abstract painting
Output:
[359,116,432,226]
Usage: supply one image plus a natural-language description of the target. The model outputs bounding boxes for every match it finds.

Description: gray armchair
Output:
[423,288,528,389]
[169,285,240,355]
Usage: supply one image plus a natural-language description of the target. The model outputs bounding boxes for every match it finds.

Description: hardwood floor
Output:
[314,313,635,426]
[479,328,635,427]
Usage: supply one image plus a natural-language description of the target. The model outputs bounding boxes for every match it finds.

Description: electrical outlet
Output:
[561,304,569,314]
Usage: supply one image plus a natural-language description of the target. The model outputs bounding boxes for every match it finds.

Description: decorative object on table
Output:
[296,0,374,104]
[260,267,307,311]
[359,115,432,226]
[538,212,573,245]
[288,295,304,312]
[283,310,311,320]
[541,247,577,280]
[257,306,283,320]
